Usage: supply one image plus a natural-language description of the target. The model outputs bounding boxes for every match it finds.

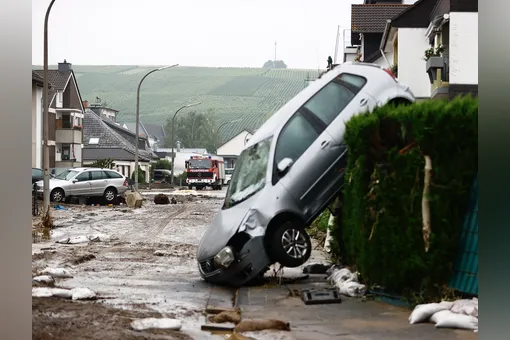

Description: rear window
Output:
[104,171,123,179]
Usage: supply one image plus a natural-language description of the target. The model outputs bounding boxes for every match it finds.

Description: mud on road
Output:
[32,194,234,339]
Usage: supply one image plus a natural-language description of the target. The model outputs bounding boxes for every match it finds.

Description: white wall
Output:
[217,131,252,157]
[167,151,205,176]
[449,12,478,85]
[398,28,431,98]
[32,84,43,168]
[402,0,418,4]
[373,50,394,68]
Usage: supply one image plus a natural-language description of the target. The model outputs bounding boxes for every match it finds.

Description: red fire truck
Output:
[185,155,226,190]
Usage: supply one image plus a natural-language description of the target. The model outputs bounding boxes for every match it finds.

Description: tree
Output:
[89,158,115,169]
[262,60,287,69]
[163,110,218,153]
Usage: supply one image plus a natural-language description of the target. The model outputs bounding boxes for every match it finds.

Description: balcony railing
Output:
[426,56,449,99]
[55,129,82,144]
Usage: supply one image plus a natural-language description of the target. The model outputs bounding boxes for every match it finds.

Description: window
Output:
[32,168,43,177]
[104,171,123,179]
[75,172,90,182]
[62,113,71,129]
[61,144,71,160]
[90,171,105,180]
[303,73,366,126]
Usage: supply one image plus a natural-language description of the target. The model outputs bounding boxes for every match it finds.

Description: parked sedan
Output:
[32,168,44,184]
[196,62,415,287]
[36,167,129,203]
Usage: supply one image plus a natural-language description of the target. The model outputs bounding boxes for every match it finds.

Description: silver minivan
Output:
[196,62,415,287]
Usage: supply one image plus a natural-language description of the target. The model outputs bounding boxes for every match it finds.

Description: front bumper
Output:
[187,178,214,185]
[197,235,270,287]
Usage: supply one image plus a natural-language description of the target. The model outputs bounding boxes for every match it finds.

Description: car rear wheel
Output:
[50,188,65,202]
[104,187,117,203]
[268,221,312,268]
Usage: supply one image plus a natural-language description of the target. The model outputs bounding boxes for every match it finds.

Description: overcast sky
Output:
[32,0,361,69]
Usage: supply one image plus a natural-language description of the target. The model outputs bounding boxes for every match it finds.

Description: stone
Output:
[154,194,170,205]
[125,191,143,208]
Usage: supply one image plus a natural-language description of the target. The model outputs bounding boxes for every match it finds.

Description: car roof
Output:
[245,62,392,147]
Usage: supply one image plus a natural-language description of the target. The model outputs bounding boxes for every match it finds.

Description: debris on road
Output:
[327,267,367,297]
[40,267,74,278]
[300,288,342,305]
[234,319,291,333]
[126,191,144,208]
[302,263,330,274]
[154,194,170,205]
[56,234,109,244]
[32,287,97,300]
[71,287,97,300]
[130,318,182,331]
[32,275,55,285]
[208,308,242,324]
[71,254,96,265]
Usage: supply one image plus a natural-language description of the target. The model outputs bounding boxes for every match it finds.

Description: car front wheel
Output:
[50,188,65,202]
[104,187,117,203]
[268,221,312,268]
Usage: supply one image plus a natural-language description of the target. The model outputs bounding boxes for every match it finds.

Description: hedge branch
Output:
[422,155,432,252]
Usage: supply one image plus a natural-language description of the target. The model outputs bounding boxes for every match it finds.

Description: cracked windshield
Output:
[225,137,272,207]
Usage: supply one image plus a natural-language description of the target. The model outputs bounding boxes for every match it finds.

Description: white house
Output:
[378,0,478,100]
[217,129,253,169]
[155,147,209,176]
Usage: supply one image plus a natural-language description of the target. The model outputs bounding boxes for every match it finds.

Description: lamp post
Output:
[215,119,242,152]
[134,64,178,190]
[42,0,56,215]
[170,102,202,185]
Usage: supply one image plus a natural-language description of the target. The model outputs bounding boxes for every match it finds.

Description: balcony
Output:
[426,56,449,100]
[55,128,82,144]
[56,160,81,168]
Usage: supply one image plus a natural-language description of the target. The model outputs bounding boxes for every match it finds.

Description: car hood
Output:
[196,198,254,261]
[35,179,69,188]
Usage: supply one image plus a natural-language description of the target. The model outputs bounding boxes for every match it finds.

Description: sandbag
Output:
[131,318,182,331]
[409,302,453,324]
[71,287,96,300]
[432,310,478,330]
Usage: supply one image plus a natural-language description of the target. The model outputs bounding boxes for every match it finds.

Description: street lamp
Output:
[170,102,202,185]
[42,0,56,215]
[134,64,178,190]
[215,119,242,151]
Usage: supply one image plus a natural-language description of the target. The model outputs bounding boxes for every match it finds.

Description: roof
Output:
[33,69,72,105]
[391,0,438,29]
[217,129,254,150]
[82,109,153,162]
[351,4,412,33]
[142,123,166,140]
[32,71,45,85]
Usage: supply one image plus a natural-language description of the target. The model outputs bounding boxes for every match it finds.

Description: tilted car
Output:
[36,167,129,203]
[196,62,415,287]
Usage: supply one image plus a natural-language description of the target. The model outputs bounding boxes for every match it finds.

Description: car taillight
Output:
[123,179,128,187]
[384,68,397,80]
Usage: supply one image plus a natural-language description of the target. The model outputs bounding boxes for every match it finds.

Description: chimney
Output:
[82,100,89,109]
[58,59,72,73]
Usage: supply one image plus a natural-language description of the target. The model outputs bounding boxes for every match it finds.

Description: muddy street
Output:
[32,191,234,340]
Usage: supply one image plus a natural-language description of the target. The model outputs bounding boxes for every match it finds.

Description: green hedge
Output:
[330,96,478,299]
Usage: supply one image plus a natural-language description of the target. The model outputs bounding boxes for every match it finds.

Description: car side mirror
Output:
[72,179,78,183]
[277,158,293,176]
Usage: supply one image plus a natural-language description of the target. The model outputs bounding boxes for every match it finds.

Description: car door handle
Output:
[360,98,368,106]
[321,140,330,149]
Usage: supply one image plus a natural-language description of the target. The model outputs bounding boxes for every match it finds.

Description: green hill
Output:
[34,65,322,143]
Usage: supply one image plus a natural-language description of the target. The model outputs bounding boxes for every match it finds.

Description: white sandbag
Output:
[56,235,89,244]
[323,214,335,253]
[51,288,73,299]
[450,298,478,317]
[40,267,73,278]
[32,275,55,284]
[432,310,478,330]
[409,302,453,324]
[131,318,182,331]
[338,281,367,297]
[32,287,54,297]
[71,287,96,300]
[329,268,356,284]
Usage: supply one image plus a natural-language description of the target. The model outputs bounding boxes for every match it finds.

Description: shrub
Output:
[330,96,478,299]
[131,166,146,183]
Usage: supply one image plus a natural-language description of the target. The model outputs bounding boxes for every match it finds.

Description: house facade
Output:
[217,130,253,169]
[82,108,156,182]
[32,72,45,169]
[124,122,166,151]
[351,0,477,101]
[33,60,85,168]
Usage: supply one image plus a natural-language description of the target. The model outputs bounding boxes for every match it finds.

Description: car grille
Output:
[187,172,214,179]
[199,258,218,274]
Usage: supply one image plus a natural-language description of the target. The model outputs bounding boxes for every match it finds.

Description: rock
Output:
[154,194,170,205]
[126,191,144,208]
[130,318,182,331]
[170,197,178,204]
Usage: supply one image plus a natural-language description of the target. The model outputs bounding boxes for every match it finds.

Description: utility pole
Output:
[333,25,340,64]
[42,0,56,215]
[134,64,178,190]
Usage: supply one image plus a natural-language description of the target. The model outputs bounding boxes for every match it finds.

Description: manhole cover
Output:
[301,289,342,305]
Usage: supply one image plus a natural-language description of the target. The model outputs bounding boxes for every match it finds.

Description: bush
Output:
[330,96,478,299]
[131,166,146,183]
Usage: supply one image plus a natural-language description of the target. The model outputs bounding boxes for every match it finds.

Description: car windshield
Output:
[189,159,211,169]
[225,169,234,175]
[224,137,272,208]
[55,169,79,181]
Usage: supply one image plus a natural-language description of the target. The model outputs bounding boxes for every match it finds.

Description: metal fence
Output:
[449,174,478,295]
[32,183,38,216]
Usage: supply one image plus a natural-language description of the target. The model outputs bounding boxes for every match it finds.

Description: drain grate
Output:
[300,288,342,305]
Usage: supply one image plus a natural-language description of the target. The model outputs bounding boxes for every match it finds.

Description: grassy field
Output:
[34,65,322,143]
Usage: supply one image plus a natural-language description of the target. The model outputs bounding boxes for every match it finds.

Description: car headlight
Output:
[214,246,235,268]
